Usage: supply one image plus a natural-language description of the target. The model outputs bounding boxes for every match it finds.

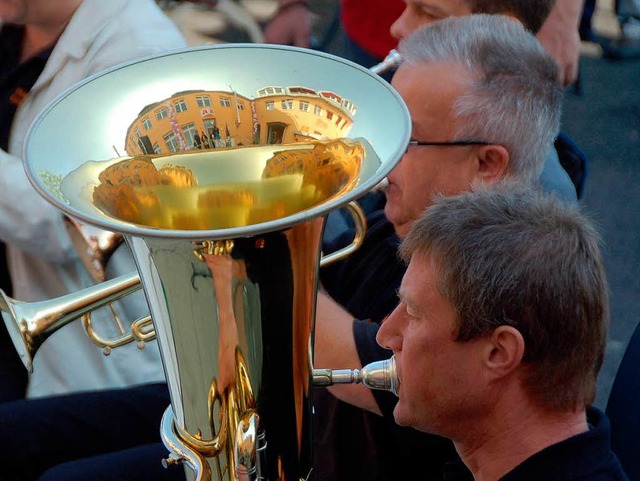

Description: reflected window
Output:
[299,101,309,112]
[258,86,286,96]
[237,101,245,110]
[203,119,216,133]
[156,108,168,120]
[327,111,334,120]
[142,118,152,130]
[196,95,211,107]
[322,92,342,104]
[182,122,197,149]
[137,135,154,155]
[314,105,323,116]
[289,86,317,96]
[267,123,286,144]
[153,143,161,154]
[135,127,142,138]
[164,132,179,152]
[266,101,275,111]
[281,99,293,110]
[175,99,188,113]
[220,97,231,107]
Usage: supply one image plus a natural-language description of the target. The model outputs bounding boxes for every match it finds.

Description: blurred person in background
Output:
[265,0,584,87]
[265,0,587,200]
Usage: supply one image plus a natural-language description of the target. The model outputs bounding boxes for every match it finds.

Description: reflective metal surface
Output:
[25,44,409,239]
[312,356,399,396]
[370,49,403,75]
[24,44,410,481]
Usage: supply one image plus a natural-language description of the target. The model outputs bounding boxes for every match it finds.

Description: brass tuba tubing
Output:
[1,271,141,372]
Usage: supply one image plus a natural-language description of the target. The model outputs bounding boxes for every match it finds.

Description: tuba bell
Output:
[24,44,409,481]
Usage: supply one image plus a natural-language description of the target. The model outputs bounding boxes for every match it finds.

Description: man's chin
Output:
[393,405,413,428]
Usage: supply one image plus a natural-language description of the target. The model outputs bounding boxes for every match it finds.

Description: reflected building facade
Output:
[125,86,357,156]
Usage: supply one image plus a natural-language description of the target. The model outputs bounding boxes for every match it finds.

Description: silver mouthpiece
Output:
[370,49,403,75]
[312,356,398,396]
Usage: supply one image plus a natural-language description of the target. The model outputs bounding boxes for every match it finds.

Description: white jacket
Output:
[2,0,187,398]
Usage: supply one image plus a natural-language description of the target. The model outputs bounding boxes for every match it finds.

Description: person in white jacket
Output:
[0,0,186,479]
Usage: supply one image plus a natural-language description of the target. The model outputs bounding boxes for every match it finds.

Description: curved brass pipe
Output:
[1,271,141,372]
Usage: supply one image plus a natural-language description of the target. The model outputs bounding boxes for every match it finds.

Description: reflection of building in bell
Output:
[262,139,364,198]
[124,86,357,157]
[92,158,197,226]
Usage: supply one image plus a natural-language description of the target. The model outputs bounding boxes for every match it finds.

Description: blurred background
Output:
[159,0,639,409]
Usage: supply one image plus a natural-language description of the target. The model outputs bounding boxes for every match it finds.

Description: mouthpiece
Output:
[313,356,398,396]
[370,50,403,75]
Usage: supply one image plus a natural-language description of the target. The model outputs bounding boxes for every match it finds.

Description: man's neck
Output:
[455,401,588,481]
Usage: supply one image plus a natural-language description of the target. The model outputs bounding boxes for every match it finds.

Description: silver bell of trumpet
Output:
[23,44,410,481]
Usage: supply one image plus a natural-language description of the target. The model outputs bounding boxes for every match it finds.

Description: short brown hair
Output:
[468,0,556,33]
[400,183,609,412]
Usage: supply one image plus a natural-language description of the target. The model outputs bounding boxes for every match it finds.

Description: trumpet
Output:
[1,271,143,372]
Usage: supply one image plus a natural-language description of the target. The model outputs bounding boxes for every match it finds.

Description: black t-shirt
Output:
[315,204,458,481]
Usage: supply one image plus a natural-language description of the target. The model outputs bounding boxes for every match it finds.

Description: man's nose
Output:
[390,8,409,41]
[376,308,403,351]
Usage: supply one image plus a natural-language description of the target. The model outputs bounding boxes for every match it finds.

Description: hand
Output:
[263,2,311,48]
[536,0,585,87]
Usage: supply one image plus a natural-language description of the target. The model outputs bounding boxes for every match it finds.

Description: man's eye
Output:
[418,8,441,21]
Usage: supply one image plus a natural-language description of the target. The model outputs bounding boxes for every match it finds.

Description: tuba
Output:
[24,44,409,481]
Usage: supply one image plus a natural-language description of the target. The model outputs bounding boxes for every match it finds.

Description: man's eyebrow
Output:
[396,289,414,309]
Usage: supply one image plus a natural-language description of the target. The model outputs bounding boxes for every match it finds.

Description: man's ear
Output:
[483,325,525,379]
[475,144,510,184]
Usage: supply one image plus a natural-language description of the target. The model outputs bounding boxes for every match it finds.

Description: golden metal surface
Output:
[21,44,411,481]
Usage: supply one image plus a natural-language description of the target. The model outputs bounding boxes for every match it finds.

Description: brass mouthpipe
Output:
[1,271,142,372]
[312,356,398,396]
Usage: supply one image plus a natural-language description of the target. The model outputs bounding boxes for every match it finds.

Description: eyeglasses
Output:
[408,140,491,148]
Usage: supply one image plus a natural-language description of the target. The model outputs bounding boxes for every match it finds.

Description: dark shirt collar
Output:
[444,408,627,481]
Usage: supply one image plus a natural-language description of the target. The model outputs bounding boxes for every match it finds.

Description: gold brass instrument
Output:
[61,47,404,297]
[23,44,410,481]
[44,47,401,350]
[1,271,141,372]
